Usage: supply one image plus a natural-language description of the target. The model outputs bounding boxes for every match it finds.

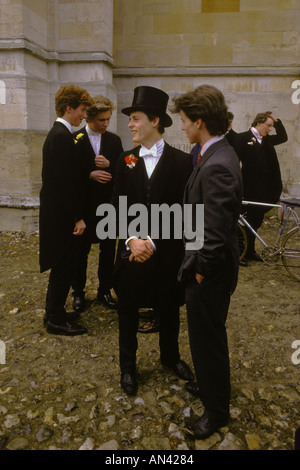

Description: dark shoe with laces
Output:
[97,291,118,309]
[163,360,194,381]
[120,372,138,396]
[246,252,263,262]
[185,381,200,397]
[44,318,87,336]
[239,258,248,267]
[43,312,80,326]
[185,410,229,440]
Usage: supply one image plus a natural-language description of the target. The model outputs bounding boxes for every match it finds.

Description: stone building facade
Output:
[0,0,299,230]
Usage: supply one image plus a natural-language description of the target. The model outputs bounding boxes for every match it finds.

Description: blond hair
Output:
[86,95,115,121]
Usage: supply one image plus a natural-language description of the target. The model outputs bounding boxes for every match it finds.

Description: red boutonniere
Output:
[125,154,138,169]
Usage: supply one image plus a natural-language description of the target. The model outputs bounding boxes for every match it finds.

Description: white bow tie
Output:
[139,145,158,158]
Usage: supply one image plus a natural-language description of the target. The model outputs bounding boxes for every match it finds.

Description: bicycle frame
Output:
[239,199,300,249]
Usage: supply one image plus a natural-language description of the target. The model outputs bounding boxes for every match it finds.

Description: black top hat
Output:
[121,86,173,127]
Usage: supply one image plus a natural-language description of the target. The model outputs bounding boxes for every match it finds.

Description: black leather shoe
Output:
[120,372,138,396]
[43,313,80,326]
[239,259,248,267]
[246,252,263,262]
[185,381,200,397]
[185,411,229,440]
[44,319,87,336]
[97,292,118,309]
[72,295,85,313]
[163,360,194,381]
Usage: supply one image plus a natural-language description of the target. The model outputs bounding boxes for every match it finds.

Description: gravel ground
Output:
[0,218,299,451]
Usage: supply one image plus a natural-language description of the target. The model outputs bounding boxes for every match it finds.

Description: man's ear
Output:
[196,118,204,129]
[151,116,160,128]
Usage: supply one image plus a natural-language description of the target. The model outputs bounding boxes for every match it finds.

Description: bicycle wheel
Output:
[281,226,300,281]
[237,221,248,260]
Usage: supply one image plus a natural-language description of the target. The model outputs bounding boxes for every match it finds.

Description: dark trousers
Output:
[45,239,78,321]
[117,297,180,373]
[185,259,233,417]
[72,235,116,296]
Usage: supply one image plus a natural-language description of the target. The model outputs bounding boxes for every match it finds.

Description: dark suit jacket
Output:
[178,138,243,294]
[226,128,238,148]
[74,127,123,242]
[235,119,287,204]
[39,121,83,272]
[112,142,194,307]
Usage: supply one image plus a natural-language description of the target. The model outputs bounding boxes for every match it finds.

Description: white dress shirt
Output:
[86,124,102,155]
[139,138,165,178]
[125,139,165,250]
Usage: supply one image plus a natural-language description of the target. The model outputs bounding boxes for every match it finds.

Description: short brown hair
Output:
[171,85,228,136]
[251,111,273,128]
[86,95,115,121]
[55,85,93,117]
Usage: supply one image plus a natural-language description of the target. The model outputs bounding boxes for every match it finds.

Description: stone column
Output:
[0,0,115,231]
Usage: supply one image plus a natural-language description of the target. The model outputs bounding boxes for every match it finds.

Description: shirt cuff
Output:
[125,235,157,251]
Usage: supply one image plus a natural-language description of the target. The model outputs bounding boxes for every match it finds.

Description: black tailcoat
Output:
[74,127,123,242]
[112,143,194,307]
[235,119,287,204]
[39,122,83,273]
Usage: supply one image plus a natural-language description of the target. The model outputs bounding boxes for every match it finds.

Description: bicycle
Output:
[237,198,300,281]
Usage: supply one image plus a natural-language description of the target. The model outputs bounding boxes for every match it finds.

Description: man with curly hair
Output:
[39,84,93,336]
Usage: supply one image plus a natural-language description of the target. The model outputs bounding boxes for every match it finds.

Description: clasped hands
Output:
[90,154,112,183]
[127,238,204,284]
[127,238,155,263]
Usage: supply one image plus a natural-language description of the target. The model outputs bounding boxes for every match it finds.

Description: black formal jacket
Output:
[73,127,123,242]
[111,142,194,307]
[39,121,83,273]
[178,138,243,294]
[235,119,288,203]
[226,128,238,148]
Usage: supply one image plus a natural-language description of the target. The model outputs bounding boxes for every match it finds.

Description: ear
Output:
[195,118,203,129]
[151,116,160,128]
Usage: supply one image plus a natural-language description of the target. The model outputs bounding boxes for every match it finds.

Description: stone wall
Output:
[0,0,299,231]
[113,0,300,196]
[0,0,115,230]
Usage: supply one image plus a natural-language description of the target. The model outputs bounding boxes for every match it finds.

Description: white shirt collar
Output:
[139,138,165,158]
[251,127,263,143]
[201,135,225,156]
[86,124,102,138]
[56,117,72,133]
[139,139,165,178]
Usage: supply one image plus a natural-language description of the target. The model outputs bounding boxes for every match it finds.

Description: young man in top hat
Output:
[39,84,93,336]
[71,95,123,312]
[111,86,194,395]
[172,85,242,440]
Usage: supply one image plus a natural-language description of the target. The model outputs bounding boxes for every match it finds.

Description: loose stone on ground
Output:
[0,223,299,450]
